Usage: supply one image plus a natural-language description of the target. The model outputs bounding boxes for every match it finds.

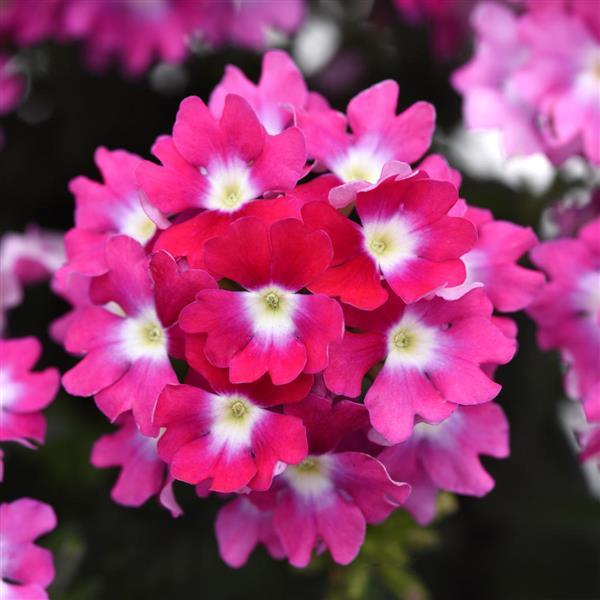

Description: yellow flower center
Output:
[230,399,248,419]
[264,291,281,310]
[144,323,164,344]
[369,238,387,255]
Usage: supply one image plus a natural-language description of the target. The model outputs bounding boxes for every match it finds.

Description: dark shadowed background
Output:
[1,1,599,598]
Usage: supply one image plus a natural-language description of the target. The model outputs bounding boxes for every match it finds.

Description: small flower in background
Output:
[0,498,56,600]
[453,0,600,166]
[0,227,64,333]
[528,215,600,477]
[0,0,307,77]
[0,337,59,451]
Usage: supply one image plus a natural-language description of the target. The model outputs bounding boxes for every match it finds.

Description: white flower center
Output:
[117,196,157,245]
[210,393,261,448]
[386,313,438,369]
[0,369,21,410]
[204,159,257,212]
[333,144,388,184]
[363,217,419,270]
[245,286,298,340]
[283,455,333,498]
[120,307,168,361]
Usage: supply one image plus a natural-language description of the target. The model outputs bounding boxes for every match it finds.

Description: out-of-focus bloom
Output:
[0,227,64,332]
[453,1,600,165]
[196,0,305,50]
[0,0,62,45]
[0,1,305,76]
[0,498,56,600]
[61,0,202,76]
[379,403,509,524]
[91,413,181,516]
[0,54,25,117]
[542,187,600,239]
[528,217,600,408]
[0,337,59,448]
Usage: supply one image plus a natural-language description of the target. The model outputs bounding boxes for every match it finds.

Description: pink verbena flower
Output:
[194,0,305,50]
[295,80,436,206]
[0,498,56,600]
[379,403,509,524]
[0,54,25,117]
[154,371,308,493]
[215,393,409,567]
[209,50,309,135]
[0,0,63,46]
[528,217,600,407]
[513,2,600,164]
[324,289,516,443]
[61,0,203,76]
[91,412,181,516]
[179,217,343,385]
[439,204,545,311]
[137,94,306,218]
[63,147,158,278]
[453,1,600,164]
[302,173,476,308]
[0,337,59,448]
[62,236,216,434]
[0,227,64,332]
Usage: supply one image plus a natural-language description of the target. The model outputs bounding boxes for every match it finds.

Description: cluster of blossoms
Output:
[453,0,600,165]
[0,0,305,76]
[52,49,545,567]
[528,216,600,470]
[0,237,60,596]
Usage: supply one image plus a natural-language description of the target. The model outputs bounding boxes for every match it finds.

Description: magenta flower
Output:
[215,394,409,567]
[62,236,216,434]
[296,80,435,206]
[64,147,158,278]
[137,94,306,218]
[209,50,309,135]
[303,173,476,308]
[195,0,305,51]
[0,498,56,600]
[0,337,59,448]
[379,403,509,524]
[453,1,600,164]
[1,227,64,332]
[61,0,204,76]
[528,217,600,407]
[179,217,343,385]
[325,289,516,443]
[91,412,181,517]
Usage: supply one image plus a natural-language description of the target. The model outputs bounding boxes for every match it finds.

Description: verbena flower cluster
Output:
[0,0,305,76]
[0,237,60,597]
[51,50,546,567]
[453,0,600,165]
[528,216,600,469]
